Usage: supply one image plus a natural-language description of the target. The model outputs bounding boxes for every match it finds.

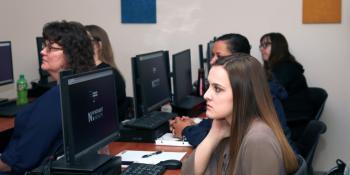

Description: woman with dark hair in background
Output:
[260,32,313,131]
[85,25,127,122]
[210,33,251,64]
[181,54,298,174]
[0,20,95,174]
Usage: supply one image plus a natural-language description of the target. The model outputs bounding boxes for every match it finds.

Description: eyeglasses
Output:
[42,41,63,52]
[259,42,271,49]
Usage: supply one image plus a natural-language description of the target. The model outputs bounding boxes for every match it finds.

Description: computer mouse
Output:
[156,159,182,170]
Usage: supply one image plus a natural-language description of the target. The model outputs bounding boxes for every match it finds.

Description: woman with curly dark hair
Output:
[0,20,95,174]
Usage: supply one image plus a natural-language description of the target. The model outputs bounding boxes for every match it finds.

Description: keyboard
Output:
[0,100,28,117]
[123,111,176,130]
[121,163,165,175]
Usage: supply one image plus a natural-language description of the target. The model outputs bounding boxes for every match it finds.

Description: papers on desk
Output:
[116,150,186,165]
[155,133,191,147]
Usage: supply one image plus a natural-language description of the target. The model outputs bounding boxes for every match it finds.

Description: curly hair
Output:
[43,20,95,74]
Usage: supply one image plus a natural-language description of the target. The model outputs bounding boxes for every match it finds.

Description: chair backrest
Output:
[308,87,328,120]
[296,120,327,169]
[294,155,308,175]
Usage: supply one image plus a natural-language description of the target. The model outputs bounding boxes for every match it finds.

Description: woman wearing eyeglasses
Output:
[259,32,313,127]
[0,20,95,174]
[84,25,127,123]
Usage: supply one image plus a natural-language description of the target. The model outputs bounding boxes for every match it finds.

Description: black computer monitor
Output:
[131,51,171,117]
[0,41,14,86]
[55,68,119,171]
[0,41,14,102]
[36,37,51,84]
[206,40,215,76]
[172,49,192,105]
[198,44,204,69]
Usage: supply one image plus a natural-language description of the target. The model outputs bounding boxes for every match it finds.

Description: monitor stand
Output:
[118,122,170,142]
[52,153,112,172]
[31,155,121,175]
[173,95,206,117]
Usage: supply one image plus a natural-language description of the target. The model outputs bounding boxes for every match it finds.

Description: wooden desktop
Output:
[109,142,192,175]
[0,117,14,132]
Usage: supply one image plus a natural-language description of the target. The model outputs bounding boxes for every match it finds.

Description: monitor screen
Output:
[132,51,171,117]
[198,44,204,69]
[172,49,192,104]
[206,40,214,76]
[0,41,14,86]
[59,68,119,165]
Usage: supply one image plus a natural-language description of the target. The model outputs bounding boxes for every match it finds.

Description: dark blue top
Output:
[0,85,63,174]
[183,77,298,153]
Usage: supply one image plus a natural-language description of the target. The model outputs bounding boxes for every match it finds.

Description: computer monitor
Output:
[0,41,14,86]
[131,50,171,117]
[198,44,204,69]
[172,49,192,105]
[206,39,215,76]
[36,37,51,84]
[55,68,119,171]
[0,41,14,102]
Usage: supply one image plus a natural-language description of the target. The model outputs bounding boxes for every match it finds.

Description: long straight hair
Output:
[85,25,117,69]
[214,53,298,174]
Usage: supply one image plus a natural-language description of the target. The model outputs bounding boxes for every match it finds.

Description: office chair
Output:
[296,120,327,174]
[288,87,328,141]
[294,155,308,175]
[308,87,328,120]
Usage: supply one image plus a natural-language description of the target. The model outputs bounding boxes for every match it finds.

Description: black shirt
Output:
[272,60,313,120]
[96,63,128,121]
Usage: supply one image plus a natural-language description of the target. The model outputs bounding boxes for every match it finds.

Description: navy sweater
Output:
[0,86,62,174]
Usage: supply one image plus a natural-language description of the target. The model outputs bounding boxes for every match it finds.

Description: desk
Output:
[109,142,192,175]
[0,117,193,175]
[0,117,14,132]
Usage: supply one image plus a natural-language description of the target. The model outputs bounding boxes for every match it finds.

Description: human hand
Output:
[169,116,195,138]
[208,119,231,140]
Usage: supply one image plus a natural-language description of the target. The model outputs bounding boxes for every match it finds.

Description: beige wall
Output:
[0,0,349,171]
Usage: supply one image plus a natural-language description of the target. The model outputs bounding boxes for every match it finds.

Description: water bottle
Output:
[16,74,28,105]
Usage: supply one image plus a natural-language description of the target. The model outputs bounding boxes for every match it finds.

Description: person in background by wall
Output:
[169,33,251,146]
[85,25,128,122]
[0,20,95,174]
[181,53,299,174]
[259,32,313,136]
[170,33,296,153]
